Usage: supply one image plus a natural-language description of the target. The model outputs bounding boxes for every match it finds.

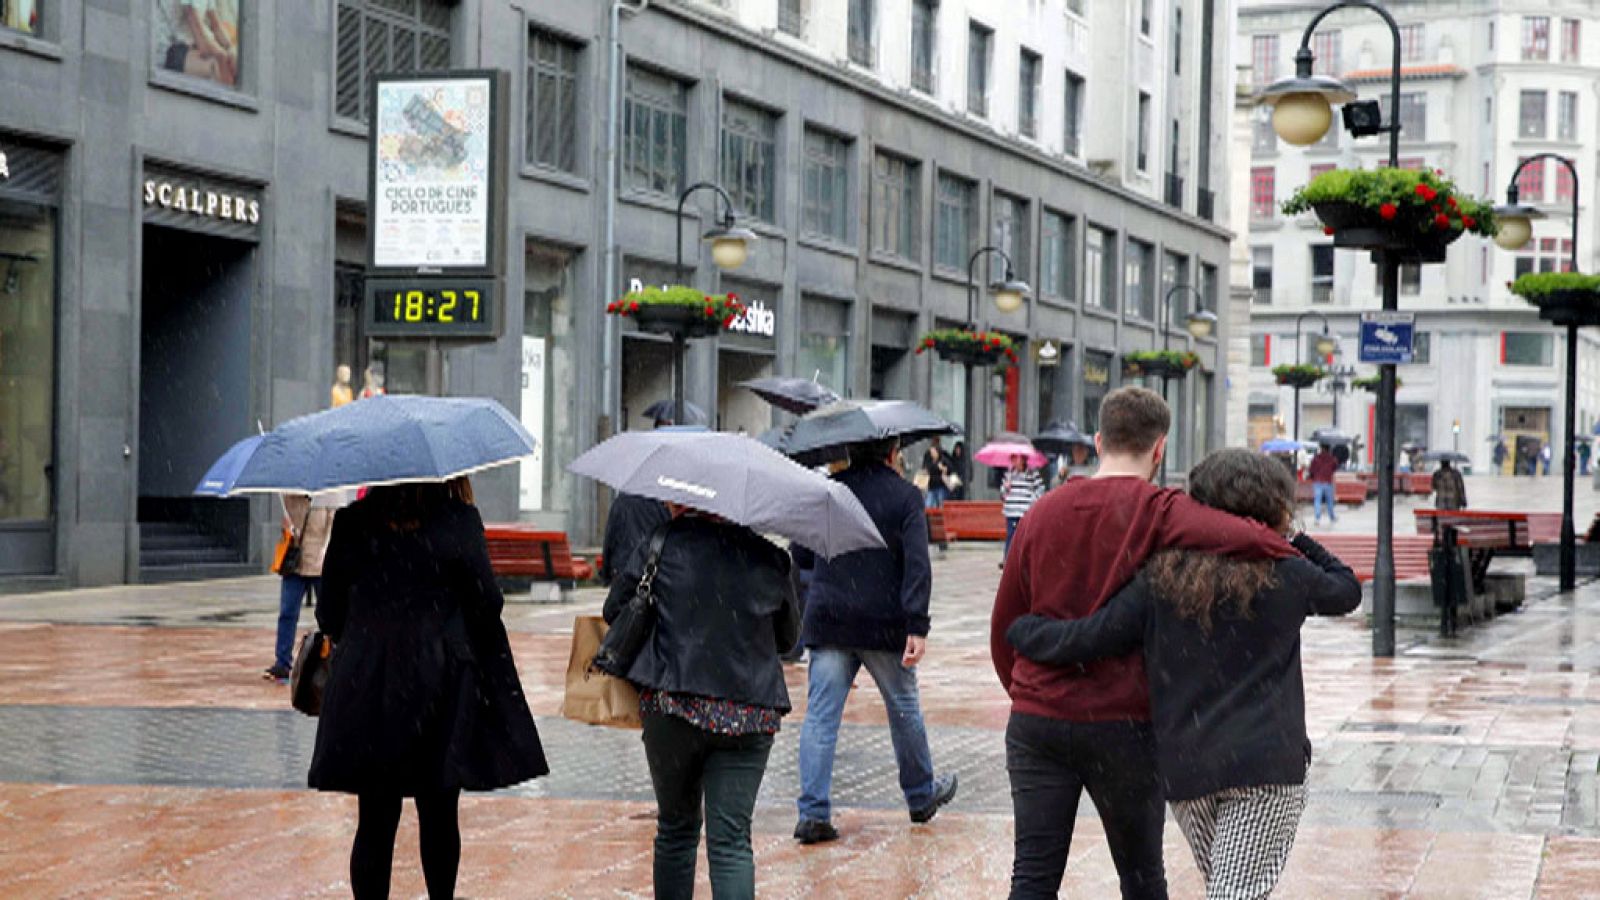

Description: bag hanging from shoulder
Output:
[289,630,332,716]
[272,505,313,575]
[945,472,964,492]
[913,469,931,491]
[591,523,671,678]
[559,615,641,729]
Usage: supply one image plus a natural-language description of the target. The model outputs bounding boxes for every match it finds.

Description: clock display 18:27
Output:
[365,278,498,338]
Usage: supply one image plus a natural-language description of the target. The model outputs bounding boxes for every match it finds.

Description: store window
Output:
[802,127,850,242]
[334,0,453,122]
[527,28,581,174]
[871,150,920,261]
[1086,225,1117,311]
[935,171,975,273]
[992,191,1029,280]
[1,1,40,35]
[0,197,54,525]
[1083,351,1113,433]
[624,66,689,198]
[721,99,779,223]
[522,244,578,513]
[154,0,243,90]
[798,296,851,396]
[1503,331,1554,366]
[1040,210,1075,303]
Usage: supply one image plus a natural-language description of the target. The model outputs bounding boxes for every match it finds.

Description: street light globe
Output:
[1272,93,1334,146]
[1494,215,1534,251]
[709,236,749,270]
[1313,331,1338,357]
[993,289,1025,313]
[1186,309,1218,340]
[991,275,1031,314]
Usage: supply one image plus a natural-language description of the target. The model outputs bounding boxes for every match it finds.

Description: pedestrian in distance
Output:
[1432,459,1467,511]
[604,506,799,900]
[264,492,334,682]
[920,437,952,509]
[1307,444,1339,526]
[1580,440,1592,477]
[1007,448,1360,900]
[990,386,1297,900]
[1000,454,1044,568]
[309,477,548,900]
[949,440,972,501]
[793,436,958,845]
[1543,442,1554,476]
[1492,439,1507,476]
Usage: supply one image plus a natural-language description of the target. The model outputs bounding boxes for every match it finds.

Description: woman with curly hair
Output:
[1006,448,1359,900]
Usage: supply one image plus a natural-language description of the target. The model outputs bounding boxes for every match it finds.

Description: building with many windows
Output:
[1238,0,1600,473]
[0,0,1238,587]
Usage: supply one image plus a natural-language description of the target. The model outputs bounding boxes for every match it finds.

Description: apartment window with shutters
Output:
[526,29,580,174]
[1252,34,1279,83]
[1517,156,1545,202]
[1523,16,1550,60]
[1520,90,1547,138]
[1559,91,1578,141]
[1250,167,1275,219]
[1252,246,1272,304]
[935,172,975,272]
[334,0,453,123]
[1556,158,1576,205]
[967,22,992,118]
[1086,225,1118,312]
[1311,245,1334,303]
[1041,210,1076,303]
[1562,18,1581,62]
[802,128,850,242]
[778,0,804,37]
[623,66,688,197]
[1399,23,1424,61]
[1064,70,1085,156]
[848,0,875,67]
[721,100,778,223]
[1018,49,1041,139]
[1136,92,1151,171]
[911,0,937,93]
[871,151,919,261]
[1311,30,1340,76]
[1392,92,1426,141]
[993,191,1030,280]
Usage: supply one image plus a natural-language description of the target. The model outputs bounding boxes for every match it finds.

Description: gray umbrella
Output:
[1311,428,1355,445]
[756,425,848,468]
[785,400,960,457]
[1033,421,1095,455]
[1421,451,1470,464]
[567,431,883,558]
[740,377,841,415]
[641,399,708,426]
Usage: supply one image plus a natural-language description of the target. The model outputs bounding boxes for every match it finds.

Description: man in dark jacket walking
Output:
[792,437,958,844]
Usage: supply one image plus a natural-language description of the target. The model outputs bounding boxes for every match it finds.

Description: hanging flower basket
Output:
[1351,375,1400,393]
[607,285,746,340]
[1283,168,1497,265]
[1272,363,1326,389]
[1508,272,1600,328]
[1123,350,1201,380]
[916,329,1018,368]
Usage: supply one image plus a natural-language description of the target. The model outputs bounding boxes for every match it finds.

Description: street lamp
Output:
[1495,154,1581,591]
[1322,361,1357,429]
[1293,310,1337,443]
[671,182,757,425]
[1258,0,1407,658]
[963,246,1032,441]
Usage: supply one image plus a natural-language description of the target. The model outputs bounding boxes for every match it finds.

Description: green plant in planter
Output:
[1272,363,1326,387]
[916,329,1020,368]
[1124,349,1202,371]
[606,284,746,327]
[1351,374,1400,392]
[1282,167,1498,240]
[1508,272,1600,300]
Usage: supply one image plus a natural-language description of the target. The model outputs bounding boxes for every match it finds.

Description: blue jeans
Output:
[274,574,320,670]
[797,647,935,822]
[1004,517,1021,560]
[924,485,948,509]
[1312,483,1336,523]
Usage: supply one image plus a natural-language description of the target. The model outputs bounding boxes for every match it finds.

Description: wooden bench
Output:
[1313,534,1434,584]
[1414,510,1533,554]
[1336,478,1367,507]
[925,508,950,549]
[941,501,1007,541]
[483,525,594,599]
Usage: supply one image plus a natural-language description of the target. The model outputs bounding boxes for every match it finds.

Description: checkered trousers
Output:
[1169,781,1309,900]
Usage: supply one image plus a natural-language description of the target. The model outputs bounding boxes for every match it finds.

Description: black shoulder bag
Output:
[592,522,671,678]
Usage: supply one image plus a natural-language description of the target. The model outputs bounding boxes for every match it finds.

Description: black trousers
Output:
[351,790,461,900]
[1005,712,1167,900]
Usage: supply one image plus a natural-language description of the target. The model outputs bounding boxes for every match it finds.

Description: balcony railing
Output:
[1197,188,1216,221]
[1252,287,1272,305]
[1164,172,1184,209]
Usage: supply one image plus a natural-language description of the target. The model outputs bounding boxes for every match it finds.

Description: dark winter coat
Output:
[793,462,932,652]
[604,514,799,711]
[1006,534,1358,801]
[308,498,549,796]
[600,493,672,585]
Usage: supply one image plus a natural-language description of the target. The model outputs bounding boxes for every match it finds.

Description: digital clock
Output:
[365,278,499,338]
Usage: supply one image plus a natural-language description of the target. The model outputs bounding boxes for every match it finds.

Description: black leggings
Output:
[351,790,461,900]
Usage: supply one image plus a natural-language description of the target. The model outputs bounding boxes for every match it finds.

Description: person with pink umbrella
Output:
[976,437,1047,568]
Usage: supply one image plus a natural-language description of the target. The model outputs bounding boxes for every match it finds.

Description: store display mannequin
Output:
[331,365,354,408]
[359,365,385,399]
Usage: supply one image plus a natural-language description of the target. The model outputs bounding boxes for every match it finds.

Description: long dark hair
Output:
[364,476,475,531]
[1147,449,1293,633]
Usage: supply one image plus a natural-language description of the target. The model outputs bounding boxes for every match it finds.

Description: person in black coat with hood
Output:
[1007,448,1359,900]
[309,477,547,900]
[604,507,798,900]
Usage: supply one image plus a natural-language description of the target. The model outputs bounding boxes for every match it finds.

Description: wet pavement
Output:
[6,501,1600,897]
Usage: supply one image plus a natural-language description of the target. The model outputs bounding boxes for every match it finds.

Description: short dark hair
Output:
[1097,387,1172,455]
[849,437,899,466]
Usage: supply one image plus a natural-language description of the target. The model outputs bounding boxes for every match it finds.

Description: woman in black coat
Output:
[1007,448,1359,900]
[310,477,548,899]
[604,507,798,900]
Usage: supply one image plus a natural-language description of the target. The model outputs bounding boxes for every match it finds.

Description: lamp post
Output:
[1156,284,1219,484]
[672,182,757,426]
[1323,361,1357,429]
[962,246,1030,442]
[1258,0,1406,657]
[1293,310,1339,443]
[1495,153,1580,591]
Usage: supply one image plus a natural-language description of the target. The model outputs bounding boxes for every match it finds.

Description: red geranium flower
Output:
[628,301,640,313]
[923,337,935,348]
[1446,196,1458,209]
[1463,216,1477,228]
[915,346,926,355]
[1415,184,1437,201]
[1379,203,1398,220]
[1434,213,1450,229]
[1323,226,1335,235]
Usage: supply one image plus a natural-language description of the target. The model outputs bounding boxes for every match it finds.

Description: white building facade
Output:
[1238,0,1600,473]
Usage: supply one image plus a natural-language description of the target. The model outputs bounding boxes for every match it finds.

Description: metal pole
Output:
[1563,324,1578,589]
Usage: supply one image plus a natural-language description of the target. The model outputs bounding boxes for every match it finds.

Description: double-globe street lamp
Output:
[1257,0,1407,657]
[1293,311,1339,443]
[961,246,1030,441]
[671,182,758,425]
[1154,284,1219,485]
[1494,155,1581,590]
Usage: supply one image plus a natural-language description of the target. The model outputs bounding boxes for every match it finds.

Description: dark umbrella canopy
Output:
[568,431,883,558]
[740,377,840,415]
[784,400,960,457]
[1421,451,1470,464]
[1033,421,1095,455]
[642,399,708,426]
[1311,428,1355,445]
[756,425,848,469]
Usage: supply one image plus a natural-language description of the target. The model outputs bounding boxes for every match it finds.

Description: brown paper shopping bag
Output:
[560,615,642,729]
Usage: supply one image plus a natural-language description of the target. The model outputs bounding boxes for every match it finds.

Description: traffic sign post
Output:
[1359,312,1416,365]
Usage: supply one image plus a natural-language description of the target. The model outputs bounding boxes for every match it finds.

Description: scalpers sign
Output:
[143,178,260,224]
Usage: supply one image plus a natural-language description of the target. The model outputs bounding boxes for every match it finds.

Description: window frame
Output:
[333,0,454,127]
[1520,89,1548,139]
[1558,91,1579,141]
[1251,245,1273,305]
[525,26,583,176]
[622,64,690,199]
[1399,23,1424,61]
[1250,166,1275,220]
[1523,16,1551,61]
[1503,331,1554,367]
[967,21,992,119]
[1018,48,1041,139]
[1085,224,1119,313]
[801,126,852,243]
[1063,69,1085,157]
[848,0,876,67]
[1310,244,1334,304]
[991,190,1031,281]
[720,97,780,224]
[1136,91,1152,172]
[1040,209,1077,304]
[1311,30,1340,77]
[1252,34,1279,83]
[1562,18,1581,63]
[910,0,937,94]
[934,170,976,273]
[1125,237,1155,321]
[871,149,921,262]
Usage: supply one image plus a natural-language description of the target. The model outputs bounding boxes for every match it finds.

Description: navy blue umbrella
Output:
[193,434,264,497]
[231,395,536,494]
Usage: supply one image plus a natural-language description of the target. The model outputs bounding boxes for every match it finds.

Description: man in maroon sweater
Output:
[991,387,1297,899]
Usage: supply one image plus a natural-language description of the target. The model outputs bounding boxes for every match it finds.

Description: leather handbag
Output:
[592,523,671,678]
[272,506,313,576]
[289,630,332,716]
[559,615,641,729]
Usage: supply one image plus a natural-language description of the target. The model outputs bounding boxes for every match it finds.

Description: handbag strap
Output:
[633,521,673,606]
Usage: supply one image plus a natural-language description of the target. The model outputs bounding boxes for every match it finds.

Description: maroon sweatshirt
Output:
[990,476,1297,722]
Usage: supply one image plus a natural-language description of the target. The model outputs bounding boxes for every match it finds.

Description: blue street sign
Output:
[1359,312,1415,364]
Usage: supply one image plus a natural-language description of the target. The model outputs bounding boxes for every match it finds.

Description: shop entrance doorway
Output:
[717,349,773,435]
[137,226,253,575]
[620,336,674,431]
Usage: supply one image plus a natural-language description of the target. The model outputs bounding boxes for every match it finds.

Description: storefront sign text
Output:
[727,298,776,338]
[143,179,260,224]
[1084,361,1110,386]
[1036,340,1060,367]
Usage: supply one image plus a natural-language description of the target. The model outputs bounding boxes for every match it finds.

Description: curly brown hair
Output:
[1147,449,1295,633]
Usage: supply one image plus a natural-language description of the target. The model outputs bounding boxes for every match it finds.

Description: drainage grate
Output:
[1340,721,1463,736]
